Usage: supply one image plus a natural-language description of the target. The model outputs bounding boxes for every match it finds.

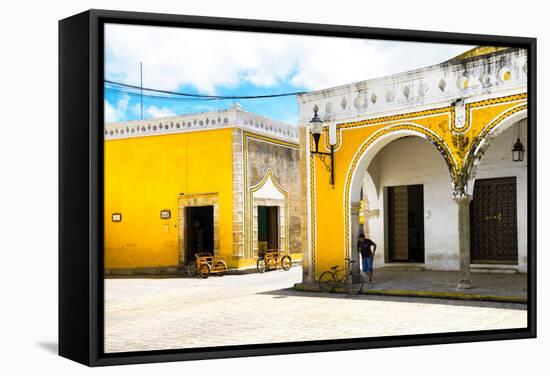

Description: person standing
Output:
[357,234,377,283]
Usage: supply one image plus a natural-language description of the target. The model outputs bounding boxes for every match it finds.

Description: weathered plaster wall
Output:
[246,136,302,256]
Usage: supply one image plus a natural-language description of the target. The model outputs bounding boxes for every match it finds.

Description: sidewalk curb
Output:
[293,283,527,304]
[225,261,302,275]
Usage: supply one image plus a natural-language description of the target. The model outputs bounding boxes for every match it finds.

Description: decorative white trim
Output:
[249,169,290,258]
[105,107,299,143]
[252,174,286,200]
[298,48,527,126]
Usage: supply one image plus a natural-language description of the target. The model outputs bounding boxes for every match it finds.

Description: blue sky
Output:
[105,24,474,125]
[104,80,304,125]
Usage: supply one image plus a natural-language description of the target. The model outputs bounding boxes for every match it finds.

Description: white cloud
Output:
[104,94,130,123]
[105,24,475,94]
[104,99,117,123]
[145,105,176,119]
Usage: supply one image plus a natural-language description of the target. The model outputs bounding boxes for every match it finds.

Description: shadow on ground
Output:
[258,287,527,310]
[37,341,58,354]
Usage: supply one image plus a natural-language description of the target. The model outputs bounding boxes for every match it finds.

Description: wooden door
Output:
[388,186,409,261]
[387,185,425,262]
[470,177,518,263]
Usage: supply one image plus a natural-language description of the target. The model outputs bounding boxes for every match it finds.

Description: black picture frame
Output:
[59,9,537,367]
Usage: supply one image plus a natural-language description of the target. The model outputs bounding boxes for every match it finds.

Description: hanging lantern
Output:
[512,138,525,162]
[512,122,525,162]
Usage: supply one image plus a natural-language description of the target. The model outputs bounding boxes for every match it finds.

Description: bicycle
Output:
[317,258,364,294]
[256,249,292,273]
[187,253,227,279]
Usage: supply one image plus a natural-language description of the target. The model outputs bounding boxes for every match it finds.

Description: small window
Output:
[160,209,171,219]
[112,213,122,222]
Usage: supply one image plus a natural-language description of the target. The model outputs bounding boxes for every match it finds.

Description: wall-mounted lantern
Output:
[512,122,525,162]
[310,106,337,187]
[160,209,171,219]
[112,213,122,222]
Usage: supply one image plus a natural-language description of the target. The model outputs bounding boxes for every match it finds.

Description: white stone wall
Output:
[365,120,527,272]
[297,48,527,126]
[474,120,528,272]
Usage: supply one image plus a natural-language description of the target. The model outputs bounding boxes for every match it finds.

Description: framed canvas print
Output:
[59,9,536,366]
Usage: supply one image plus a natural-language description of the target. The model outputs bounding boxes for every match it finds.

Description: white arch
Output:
[464,107,527,195]
[348,129,447,204]
[344,128,454,260]
[361,171,378,209]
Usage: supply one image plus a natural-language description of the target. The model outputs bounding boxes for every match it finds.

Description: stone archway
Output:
[453,107,527,286]
[462,107,528,196]
[344,125,457,277]
[463,110,528,272]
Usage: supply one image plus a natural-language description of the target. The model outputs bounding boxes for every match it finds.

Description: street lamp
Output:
[512,122,525,162]
[310,106,337,187]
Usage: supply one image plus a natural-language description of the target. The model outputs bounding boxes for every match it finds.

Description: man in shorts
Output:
[357,233,377,283]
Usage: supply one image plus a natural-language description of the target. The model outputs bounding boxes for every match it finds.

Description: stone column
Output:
[350,202,362,281]
[299,126,312,283]
[361,201,370,238]
[455,195,473,289]
[231,129,245,261]
[361,208,380,238]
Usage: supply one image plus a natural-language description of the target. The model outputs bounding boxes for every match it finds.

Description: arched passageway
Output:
[346,114,528,286]
[467,117,528,272]
[345,128,456,277]
[352,134,456,274]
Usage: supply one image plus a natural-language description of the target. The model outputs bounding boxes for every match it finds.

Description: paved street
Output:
[105,268,527,353]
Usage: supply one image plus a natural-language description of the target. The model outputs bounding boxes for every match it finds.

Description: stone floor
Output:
[374,269,527,297]
[104,268,527,353]
[295,269,528,302]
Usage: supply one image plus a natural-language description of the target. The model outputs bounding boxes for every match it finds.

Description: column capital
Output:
[350,201,361,215]
[362,208,380,218]
[453,194,472,204]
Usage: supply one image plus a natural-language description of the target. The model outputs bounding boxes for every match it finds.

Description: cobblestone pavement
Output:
[104,268,527,353]
[371,269,527,298]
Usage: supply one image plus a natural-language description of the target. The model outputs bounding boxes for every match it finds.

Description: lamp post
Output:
[310,107,336,187]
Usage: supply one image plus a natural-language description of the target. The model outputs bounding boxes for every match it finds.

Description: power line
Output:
[104,87,224,102]
[104,79,306,100]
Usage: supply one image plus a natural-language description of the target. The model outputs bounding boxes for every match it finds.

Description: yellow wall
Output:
[310,94,527,278]
[104,128,234,269]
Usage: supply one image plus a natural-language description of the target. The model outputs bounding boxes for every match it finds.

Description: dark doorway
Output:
[185,205,214,262]
[258,206,279,254]
[470,177,518,264]
[387,184,425,262]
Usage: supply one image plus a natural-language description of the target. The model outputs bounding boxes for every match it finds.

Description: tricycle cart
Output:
[257,249,292,273]
[187,253,228,278]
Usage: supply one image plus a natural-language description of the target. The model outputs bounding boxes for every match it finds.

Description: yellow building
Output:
[104,104,302,274]
[297,47,528,288]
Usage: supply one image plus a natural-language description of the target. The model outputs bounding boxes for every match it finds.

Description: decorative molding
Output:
[104,107,299,144]
[308,94,528,273]
[298,48,527,126]
[247,167,290,257]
